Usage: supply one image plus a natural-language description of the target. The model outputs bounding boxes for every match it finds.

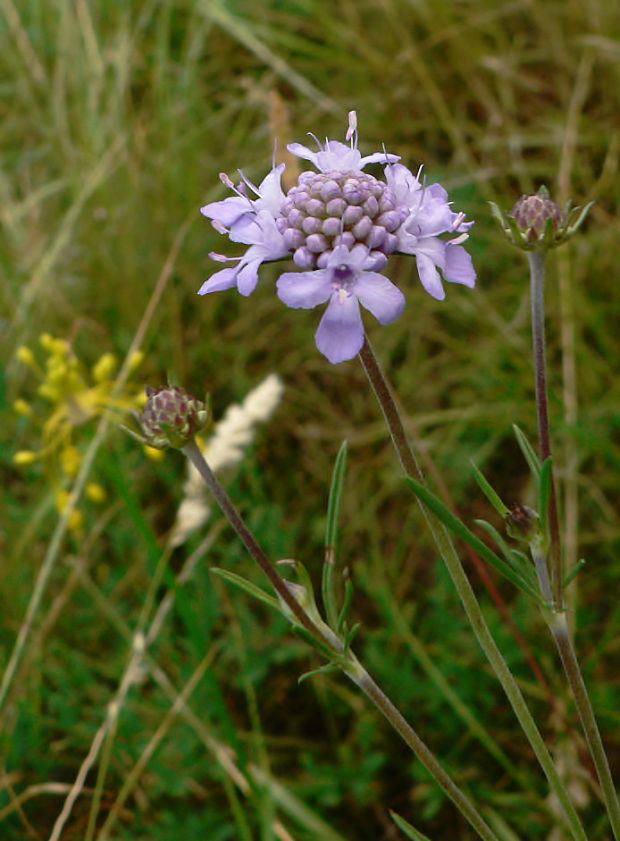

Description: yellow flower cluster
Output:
[13,333,156,534]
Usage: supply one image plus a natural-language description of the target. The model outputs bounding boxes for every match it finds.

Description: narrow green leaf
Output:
[325,440,348,549]
[336,576,354,635]
[568,200,594,233]
[488,200,507,229]
[473,520,536,584]
[343,622,361,650]
[389,810,434,841]
[538,457,553,534]
[405,478,541,600]
[210,568,280,611]
[298,662,341,683]
[323,440,348,629]
[512,425,541,479]
[563,559,586,589]
[292,626,341,660]
[473,520,538,591]
[470,462,510,516]
[509,548,534,572]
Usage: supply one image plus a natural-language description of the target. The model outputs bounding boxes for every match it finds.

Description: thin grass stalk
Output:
[76,558,350,841]
[357,335,588,841]
[0,218,191,721]
[94,649,215,841]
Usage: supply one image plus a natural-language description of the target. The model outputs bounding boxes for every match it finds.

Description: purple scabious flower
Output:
[199,112,476,361]
[385,163,476,300]
[277,244,405,363]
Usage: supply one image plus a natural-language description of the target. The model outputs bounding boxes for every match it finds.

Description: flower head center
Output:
[276,169,407,271]
[333,263,354,286]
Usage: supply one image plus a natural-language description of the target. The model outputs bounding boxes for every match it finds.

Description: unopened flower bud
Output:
[510,190,564,241]
[137,386,210,449]
[489,185,593,251]
[505,504,540,543]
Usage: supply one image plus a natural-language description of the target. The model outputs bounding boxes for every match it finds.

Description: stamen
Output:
[219,172,235,189]
[306,131,323,151]
[219,171,253,206]
[451,211,466,231]
[346,111,358,145]
[237,170,260,197]
[209,251,238,263]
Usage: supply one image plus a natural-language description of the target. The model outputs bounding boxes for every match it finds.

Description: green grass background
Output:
[1,0,619,839]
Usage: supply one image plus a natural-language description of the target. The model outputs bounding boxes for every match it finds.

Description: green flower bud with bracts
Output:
[505,503,541,544]
[511,189,565,240]
[123,386,210,450]
[490,185,593,251]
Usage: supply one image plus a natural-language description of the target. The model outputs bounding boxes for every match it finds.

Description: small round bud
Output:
[510,190,565,242]
[138,386,210,449]
[505,504,540,543]
[490,185,593,252]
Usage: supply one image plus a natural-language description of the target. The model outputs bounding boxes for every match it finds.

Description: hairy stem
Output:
[358,336,587,841]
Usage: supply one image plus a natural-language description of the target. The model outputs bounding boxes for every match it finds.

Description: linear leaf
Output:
[513,425,541,479]
[405,478,541,599]
[470,462,509,516]
[323,440,348,628]
[389,810,434,841]
[210,568,280,611]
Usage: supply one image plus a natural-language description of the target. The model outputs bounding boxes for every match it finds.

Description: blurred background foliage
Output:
[1,0,619,839]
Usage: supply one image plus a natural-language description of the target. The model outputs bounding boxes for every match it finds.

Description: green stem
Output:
[550,614,620,839]
[183,440,500,840]
[531,546,553,606]
[528,252,620,838]
[357,336,587,841]
[182,440,330,643]
[527,250,563,609]
[346,658,501,841]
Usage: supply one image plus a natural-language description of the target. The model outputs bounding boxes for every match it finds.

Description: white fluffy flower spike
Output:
[170,374,284,546]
